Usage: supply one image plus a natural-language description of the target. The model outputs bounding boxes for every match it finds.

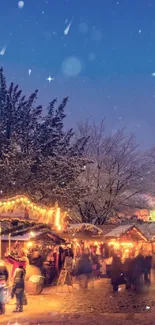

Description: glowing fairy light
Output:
[55,207,61,230]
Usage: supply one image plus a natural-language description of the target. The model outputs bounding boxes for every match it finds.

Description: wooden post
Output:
[0,222,1,259]
[9,233,11,254]
[8,233,12,284]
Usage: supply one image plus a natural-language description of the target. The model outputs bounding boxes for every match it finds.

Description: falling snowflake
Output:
[28,69,32,76]
[0,45,6,56]
[18,1,24,9]
[64,21,72,35]
[42,11,45,14]
[46,76,54,82]
[152,72,155,76]
[139,29,142,34]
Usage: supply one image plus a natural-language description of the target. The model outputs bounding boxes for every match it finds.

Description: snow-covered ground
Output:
[1,277,155,324]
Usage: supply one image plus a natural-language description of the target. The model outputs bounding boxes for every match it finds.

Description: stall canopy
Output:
[62,223,103,240]
[138,222,155,241]
[105,224,148,242]
[1,219,65,245]
[0,195,65,230]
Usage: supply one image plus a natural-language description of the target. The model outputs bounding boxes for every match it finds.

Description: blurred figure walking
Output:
[74,252,92,289]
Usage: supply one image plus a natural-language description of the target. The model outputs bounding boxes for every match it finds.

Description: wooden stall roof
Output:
[62,223,103,240]
[104,224,148,242]
[138,222,155,241]
[0,219,65,244]
[31,231,65,245]
[2,229,65,245]
[98,225,117,236]
[65,223,103,234]
[0,219,51,236]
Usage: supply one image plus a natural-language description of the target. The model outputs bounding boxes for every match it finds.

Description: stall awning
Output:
[105,224,148,242]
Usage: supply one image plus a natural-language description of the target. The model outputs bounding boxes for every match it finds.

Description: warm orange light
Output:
[55,207,61,230]
[0,195,64,229]
[108,241,133,248]
[27,241,33,248]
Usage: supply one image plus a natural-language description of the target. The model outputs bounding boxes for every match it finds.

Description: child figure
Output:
[11,265,25,313]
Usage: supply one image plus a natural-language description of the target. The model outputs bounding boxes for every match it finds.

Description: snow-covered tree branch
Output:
[76,121,153,224]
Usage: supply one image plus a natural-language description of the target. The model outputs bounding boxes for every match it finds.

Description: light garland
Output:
[0,195,64,230]
[67,223,103,236]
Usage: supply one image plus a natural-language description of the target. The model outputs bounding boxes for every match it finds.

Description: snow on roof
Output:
[138,222,155,241]
[105,224,136,238]
[67,223,103,235]
[98,225,117,236]
[2,231,41,241]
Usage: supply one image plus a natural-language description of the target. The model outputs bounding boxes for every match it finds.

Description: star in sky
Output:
[46,76,54,83]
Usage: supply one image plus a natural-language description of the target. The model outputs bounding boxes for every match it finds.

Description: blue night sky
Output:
[0,0,155,148]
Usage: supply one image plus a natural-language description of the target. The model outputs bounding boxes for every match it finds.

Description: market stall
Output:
[0,194,69,294]
[62,223,104,256]
[105,224,148,254]
[0,194,66,231]
[0,217,66,294]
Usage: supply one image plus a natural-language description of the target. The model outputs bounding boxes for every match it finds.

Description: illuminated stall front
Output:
[62,223,104,257]
[0,195,66,230]
[0,195,67,294]
[105,224,148,260]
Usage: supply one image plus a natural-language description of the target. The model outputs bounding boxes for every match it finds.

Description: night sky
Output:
[0,0,155,148]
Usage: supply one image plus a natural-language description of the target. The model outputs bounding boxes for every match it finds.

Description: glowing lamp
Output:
[27,241,33,248]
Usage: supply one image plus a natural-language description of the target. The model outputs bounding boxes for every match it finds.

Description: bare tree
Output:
[76,121,152,224]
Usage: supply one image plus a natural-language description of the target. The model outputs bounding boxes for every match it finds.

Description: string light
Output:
[0,195,63,230]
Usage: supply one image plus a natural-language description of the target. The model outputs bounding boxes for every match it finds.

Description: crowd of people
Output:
[0,243,75,314]
[0,240,153,314]
[110,248,152,292]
